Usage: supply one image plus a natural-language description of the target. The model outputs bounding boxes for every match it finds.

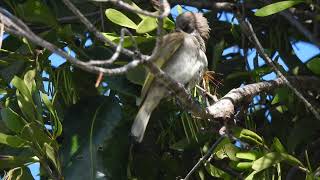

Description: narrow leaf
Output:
[0,133,29,148]
[255,1,304,17]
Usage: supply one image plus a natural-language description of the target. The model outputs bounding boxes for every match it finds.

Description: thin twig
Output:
[182,136,225,180]
[85,28,127,66]
[62,0,134,57]
[196,85,218,102]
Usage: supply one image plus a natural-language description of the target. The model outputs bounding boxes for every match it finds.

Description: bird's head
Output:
[175,12,210,41]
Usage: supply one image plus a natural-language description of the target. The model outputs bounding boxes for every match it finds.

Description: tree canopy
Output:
[0,0,320,179]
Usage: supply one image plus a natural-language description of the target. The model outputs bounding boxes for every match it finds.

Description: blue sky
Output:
[1,4,319,179]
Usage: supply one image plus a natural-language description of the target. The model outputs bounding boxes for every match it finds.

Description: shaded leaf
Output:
[307,57,320,75]
[44,143,61,173]
[40,92,62,138]
[0,155,38,169]
[272,137,286,153]
[0,133,29,148]
[1,108,26,133]
[16,0,57,26]
[205,163,231,179]
[61,96,127,180]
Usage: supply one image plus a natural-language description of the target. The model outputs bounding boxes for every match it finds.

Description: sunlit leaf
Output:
[136,17,158,34]
[255,1,304,17]
[252,152,304,172]
[236,151,258,161]
[105,9,137,29]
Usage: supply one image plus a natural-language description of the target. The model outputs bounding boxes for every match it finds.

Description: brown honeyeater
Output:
[131,12,210,142]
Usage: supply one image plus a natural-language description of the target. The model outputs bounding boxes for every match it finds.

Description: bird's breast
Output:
[163,35,207,84]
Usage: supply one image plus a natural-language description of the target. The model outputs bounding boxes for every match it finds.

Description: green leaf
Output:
[233,127,264,145]
[11,76,33,103]
[252,152,304,172]
[236,151,258,161]
[272,137,287,153]
[235,162,253,170]
[215,143,239,161]
[102,33,155,48]
[163,17,175,30]
[0,88,7,95]
[105,9,137,29]
[126,65,147,85]
[245,171,258,180]
[255,1,304,17]
[177,5,183,15]
[205,163,231,179]
[1,108,26,133]
[17,91,37,122]
[104,76,140,97]
[16,0,57,26]
[0,133,29,148]
[61,96,127,180]
[0,155,38,169]
[252,152,283,171]
[20,122,55,147]
[40,92,62,138]
[136,17,158,34]
[23,70,36,93]
[306,57,320,75]
[44,143,61,173]
[280,152,304,167]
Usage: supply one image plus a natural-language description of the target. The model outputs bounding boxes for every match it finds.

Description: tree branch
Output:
[207,76,320,119]
[236,12,320,121]
[182,135,225,180]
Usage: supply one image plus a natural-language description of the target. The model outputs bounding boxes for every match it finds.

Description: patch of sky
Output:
[28,163,40,180]
[84,38,93,47]
[265,109,272,122]
[171,5,201,20]
[217,12,239,25]
[48,47,75,67]
[2,33,9,40]
[292,41,320,62]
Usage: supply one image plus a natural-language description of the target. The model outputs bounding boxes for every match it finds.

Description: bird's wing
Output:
[139,32,185,103]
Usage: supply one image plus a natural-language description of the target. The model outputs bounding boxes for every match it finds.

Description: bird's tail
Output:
[131,89,164,142]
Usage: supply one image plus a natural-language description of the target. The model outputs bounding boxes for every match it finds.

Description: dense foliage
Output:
[0,0,320,179]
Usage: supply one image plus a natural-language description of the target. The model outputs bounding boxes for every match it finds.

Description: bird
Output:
[131,12,210,143]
